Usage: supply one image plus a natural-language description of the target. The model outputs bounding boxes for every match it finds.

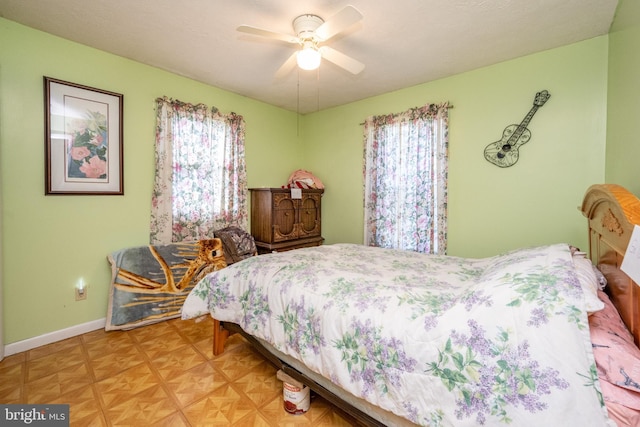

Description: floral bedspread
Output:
[182,243,613,426]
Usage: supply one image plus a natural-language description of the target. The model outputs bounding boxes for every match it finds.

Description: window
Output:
[150,97,247,244]
[363,103,449,254]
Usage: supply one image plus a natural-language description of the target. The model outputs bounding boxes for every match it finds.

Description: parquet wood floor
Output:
[0,316,359,426]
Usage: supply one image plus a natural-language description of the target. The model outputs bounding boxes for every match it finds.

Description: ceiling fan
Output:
[237,5,365,78]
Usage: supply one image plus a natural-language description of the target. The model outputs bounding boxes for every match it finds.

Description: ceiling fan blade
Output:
[315,5,363,41]
[275,51,299,79]
[319,46,364,75]
[237,25,299,44]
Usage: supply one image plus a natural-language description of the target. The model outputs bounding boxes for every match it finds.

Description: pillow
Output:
[589,290,640,410]
[595,266,608,289]
[571,246,607,290]
[572,253,605,313]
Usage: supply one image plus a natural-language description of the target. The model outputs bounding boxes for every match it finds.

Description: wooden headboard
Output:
[581,184,640,346]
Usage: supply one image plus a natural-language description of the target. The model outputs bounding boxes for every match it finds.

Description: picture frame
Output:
[44,77,124,195]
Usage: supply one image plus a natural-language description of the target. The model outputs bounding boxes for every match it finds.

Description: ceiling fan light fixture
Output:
[297,43,321,70]
[237,6,364,77]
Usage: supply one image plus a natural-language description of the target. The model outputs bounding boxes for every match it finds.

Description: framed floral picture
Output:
[44,77,124,195]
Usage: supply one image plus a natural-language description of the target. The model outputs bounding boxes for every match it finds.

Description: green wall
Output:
[0,15,613,344]
[0,19,300,344]
[303,37,608,258]
[606,0,640,192]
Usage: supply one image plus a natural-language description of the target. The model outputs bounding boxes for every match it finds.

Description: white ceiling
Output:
[0,0,618,114]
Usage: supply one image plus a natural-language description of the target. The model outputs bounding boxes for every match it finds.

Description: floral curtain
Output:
[150,97,247,244]
[363,103,449,254]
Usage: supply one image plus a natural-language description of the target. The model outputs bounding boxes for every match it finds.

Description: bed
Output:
[182,183,640,426]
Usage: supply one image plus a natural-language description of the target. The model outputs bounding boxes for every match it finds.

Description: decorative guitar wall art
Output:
[483,90,551,168]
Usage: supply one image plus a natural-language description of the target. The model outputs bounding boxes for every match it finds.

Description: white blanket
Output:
[182,243,613,426]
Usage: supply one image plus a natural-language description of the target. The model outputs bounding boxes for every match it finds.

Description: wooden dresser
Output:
[249,188,324,253]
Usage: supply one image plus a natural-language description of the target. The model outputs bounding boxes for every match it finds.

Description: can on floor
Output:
[283,381,310,415]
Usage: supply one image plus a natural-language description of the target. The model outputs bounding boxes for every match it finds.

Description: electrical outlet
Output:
[75,286,87,301]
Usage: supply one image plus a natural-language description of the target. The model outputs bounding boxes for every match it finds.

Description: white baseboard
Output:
[3,318,106,357]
